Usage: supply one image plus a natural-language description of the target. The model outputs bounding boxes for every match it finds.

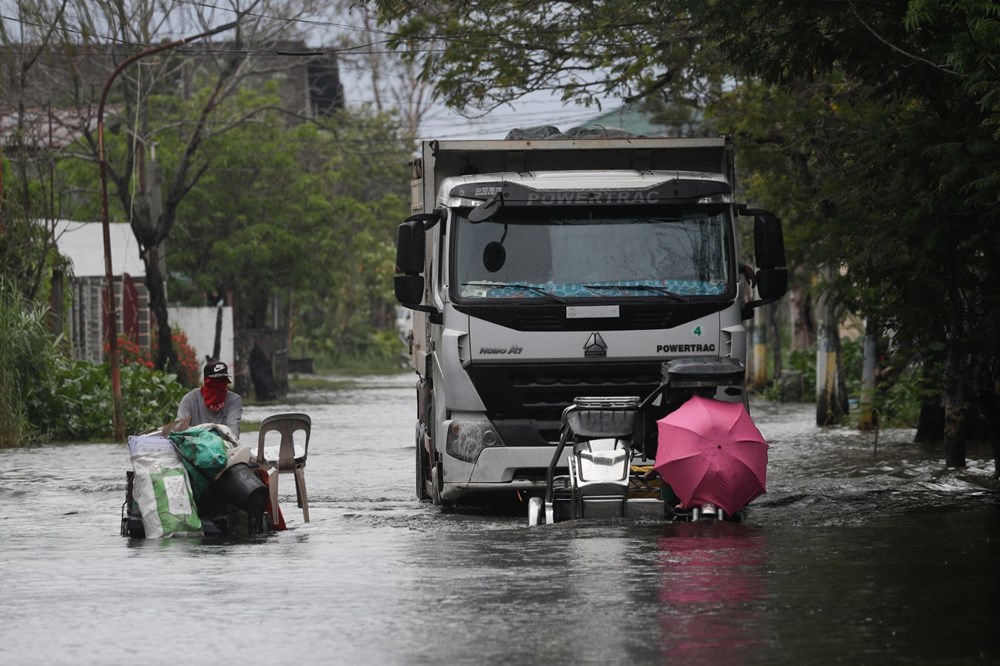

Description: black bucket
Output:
[217,463,268,513]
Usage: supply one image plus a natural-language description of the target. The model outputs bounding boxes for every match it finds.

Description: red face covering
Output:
[201,377,229,413]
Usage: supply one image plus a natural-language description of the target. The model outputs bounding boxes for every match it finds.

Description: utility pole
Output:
[98,19,239,442]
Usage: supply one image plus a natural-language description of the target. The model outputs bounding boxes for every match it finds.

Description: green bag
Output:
[168,428,231,500]
[150,467,203,535]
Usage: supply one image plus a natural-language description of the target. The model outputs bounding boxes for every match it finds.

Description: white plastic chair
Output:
[256,413,312,523]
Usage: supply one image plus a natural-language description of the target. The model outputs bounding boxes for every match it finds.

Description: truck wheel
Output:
[415,422,431,501]
[430,464,456,513]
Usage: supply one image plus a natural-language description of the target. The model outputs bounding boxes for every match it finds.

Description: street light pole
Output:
[98,20,239,442]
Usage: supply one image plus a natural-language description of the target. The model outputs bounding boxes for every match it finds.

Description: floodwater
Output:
[1,372,998,665]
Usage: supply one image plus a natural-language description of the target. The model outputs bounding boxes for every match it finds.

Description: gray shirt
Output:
[177,388,243,441]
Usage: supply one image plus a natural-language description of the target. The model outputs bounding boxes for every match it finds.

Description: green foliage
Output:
[25,357,188,442]
[700,2,1000,406]
[787,348,817,399]
[26,357,109,441]
[877,368,925,429]
[781,338,923,427]
[0,279,55,446]
[168,105,410,356]
[839,338,864,403]
[0,166,69,303]
[52,79,414,374]
[2,278,186,445]
[310,327,408,374]
[3,9,418,434]
[164,99,412,362]
[376,0,731,113]
[379,1,1000,433]
[119,364,190,435]
[168,90,321,315]
[150,329,200,388]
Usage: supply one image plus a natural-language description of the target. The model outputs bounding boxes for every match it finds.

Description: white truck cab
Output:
[394,132,786,508]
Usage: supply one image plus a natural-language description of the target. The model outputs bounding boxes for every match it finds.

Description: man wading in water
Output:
[177,361,243,440]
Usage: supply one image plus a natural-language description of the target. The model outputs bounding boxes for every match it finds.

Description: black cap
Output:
[204,361,231,380]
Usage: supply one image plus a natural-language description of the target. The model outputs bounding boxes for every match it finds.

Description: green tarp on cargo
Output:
[168,428,230,499]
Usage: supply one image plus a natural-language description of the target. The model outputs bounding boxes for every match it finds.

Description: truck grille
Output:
[466,361,662,433]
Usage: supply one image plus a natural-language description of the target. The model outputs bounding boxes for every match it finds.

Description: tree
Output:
[2,0,331,377]
[288,110,411,365]
[0,4,73,304]
[324,1,436,136]
[375,0,730,116]
[696,0,1000,466]
[374,0,1000,467]
[162,95,411,372]
[162,85,320,321]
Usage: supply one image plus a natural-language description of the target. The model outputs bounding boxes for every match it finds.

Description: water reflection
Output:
[656,522,770,663]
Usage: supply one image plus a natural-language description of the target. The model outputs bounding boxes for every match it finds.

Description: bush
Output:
[781,338,922,427]
[113,335,155,370]
[307,327,409,374]
[110,327,200,388]
[0,282,55,447]
[26,357,189,441]
[120,363,190,433]
[787,347,817,394]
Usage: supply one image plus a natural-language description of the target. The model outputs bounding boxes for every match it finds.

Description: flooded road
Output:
[2,372,998,665]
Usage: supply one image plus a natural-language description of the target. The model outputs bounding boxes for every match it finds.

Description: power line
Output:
[2,3,685,56]
[173,0,688,43]
[0,14,439,57]
[0,7,626,141]
[174,0,401,37]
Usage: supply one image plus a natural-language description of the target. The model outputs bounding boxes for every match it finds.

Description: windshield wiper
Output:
[462,281,565,304]
[583,284,689,302]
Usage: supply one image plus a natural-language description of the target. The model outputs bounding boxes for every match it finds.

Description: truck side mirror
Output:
[395,217,426,275]
[753,212,788,301]
[754,213,786,270]
[394,213,441,316]
[739,209,789,319]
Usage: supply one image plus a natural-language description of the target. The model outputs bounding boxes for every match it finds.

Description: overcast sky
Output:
[305,4,620,141]
[332,56,617,141]
[0,0,619,141]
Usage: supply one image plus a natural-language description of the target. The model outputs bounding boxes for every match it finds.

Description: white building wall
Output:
[169,306,234,372]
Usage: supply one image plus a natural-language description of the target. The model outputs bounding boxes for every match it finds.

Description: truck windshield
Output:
[453,205,732,301]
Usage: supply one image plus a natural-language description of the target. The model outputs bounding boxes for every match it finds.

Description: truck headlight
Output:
[445,420,501,463]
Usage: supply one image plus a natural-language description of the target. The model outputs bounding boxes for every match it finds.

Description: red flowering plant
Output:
[151,328,201,388]
[105,328,200,388]
[106,335,155,369]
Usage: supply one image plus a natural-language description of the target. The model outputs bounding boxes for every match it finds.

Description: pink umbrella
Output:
[654,395,768,516]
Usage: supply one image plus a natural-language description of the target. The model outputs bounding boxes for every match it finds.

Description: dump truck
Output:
[393,128,786,510]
